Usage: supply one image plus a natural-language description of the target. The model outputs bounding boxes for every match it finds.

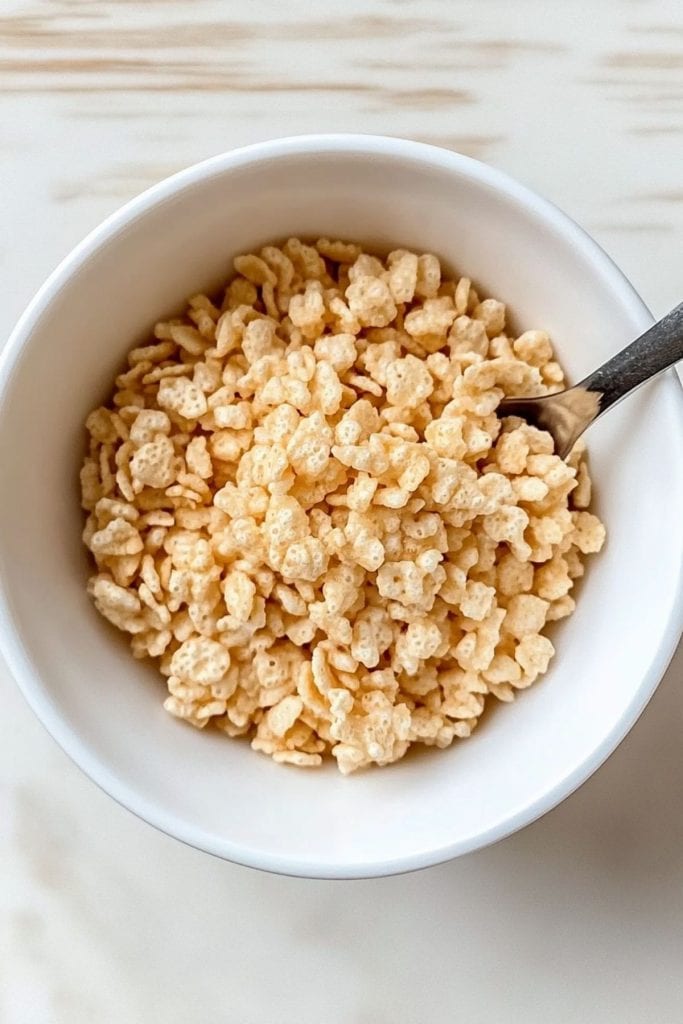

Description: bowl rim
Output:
[1,132,682,879]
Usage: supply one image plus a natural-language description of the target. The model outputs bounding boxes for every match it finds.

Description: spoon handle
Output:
[577,301,683,413]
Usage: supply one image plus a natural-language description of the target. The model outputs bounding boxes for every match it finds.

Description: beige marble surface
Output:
[1,1,682,1021]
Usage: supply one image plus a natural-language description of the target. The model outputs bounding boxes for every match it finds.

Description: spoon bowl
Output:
[501,302,683,457]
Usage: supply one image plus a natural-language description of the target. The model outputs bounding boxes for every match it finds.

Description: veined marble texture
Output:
[0,1,681,1021]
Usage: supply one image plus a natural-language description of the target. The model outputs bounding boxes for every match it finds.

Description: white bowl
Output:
[1,135,682,879]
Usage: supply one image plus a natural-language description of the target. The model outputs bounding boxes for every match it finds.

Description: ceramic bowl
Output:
[1,134,681,878]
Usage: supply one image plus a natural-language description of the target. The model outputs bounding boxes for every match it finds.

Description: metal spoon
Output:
[499,302,683,458]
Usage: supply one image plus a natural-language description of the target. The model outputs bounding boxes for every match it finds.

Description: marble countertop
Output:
[1,2,682,1021]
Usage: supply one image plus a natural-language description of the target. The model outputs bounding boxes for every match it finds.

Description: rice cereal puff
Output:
[81,238,605,774]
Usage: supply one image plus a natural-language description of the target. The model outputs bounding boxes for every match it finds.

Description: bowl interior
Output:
[1,138,681,877]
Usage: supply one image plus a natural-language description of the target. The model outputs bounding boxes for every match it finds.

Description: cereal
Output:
[82,239,605,774]
[157,376,208,420]
[346,276,397,328]
[385,355,434,408]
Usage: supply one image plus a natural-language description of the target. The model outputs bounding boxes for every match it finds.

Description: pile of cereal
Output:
[81,238,605,774]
